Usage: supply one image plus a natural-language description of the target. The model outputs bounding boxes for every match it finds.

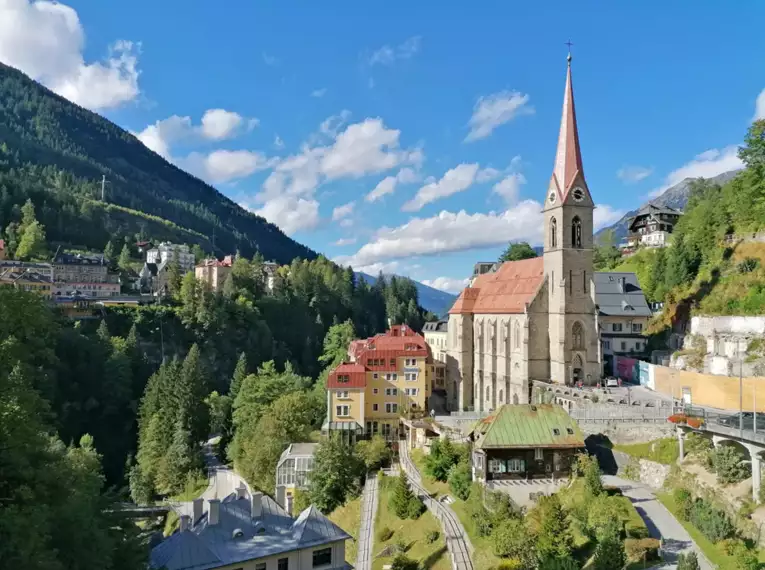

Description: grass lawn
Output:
[613,438,679,465]
[373,475,451,570]
[657,492,765,569]
[410,451,504,570]
[328,495,362,564]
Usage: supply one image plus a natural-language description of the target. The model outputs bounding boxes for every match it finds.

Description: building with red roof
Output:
[194,255,235,291]
[325,324,432,441]
[446,54,601,413]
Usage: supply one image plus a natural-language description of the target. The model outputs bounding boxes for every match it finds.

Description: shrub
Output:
[390,554,418,570]
[378,527,394,541]
[685,433,713,456]
[466,496,494,537]
[721,539,759,570]
[623,457,640,481]
[356,435,392,471]
[677,551,700,570]
[424,438,461,482]
[712,446,750,484]
[407,495,425,520]
[688,498,734,542]
[425,530,439,544]
[625,538,661,562]
[447,461,472,501]
[491,518,533,561]
[673,488,693,521]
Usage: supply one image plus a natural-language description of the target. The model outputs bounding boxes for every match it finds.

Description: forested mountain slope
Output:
[0,62,315,263]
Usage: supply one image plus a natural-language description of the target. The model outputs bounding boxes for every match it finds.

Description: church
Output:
[446,54,601,412]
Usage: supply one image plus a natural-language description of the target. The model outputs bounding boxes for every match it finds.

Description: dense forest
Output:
[0,61,314,262]
[0,251,432,567]
[601,119,765,323]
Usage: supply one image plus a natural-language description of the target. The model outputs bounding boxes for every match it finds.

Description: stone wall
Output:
[578,422,674,444]
[637,459,671,489]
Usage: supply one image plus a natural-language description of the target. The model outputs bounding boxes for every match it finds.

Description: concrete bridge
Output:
[676,411,765,502]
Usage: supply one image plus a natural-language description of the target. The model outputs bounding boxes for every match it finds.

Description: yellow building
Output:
[325,325,432,441]
[0,269,52,297]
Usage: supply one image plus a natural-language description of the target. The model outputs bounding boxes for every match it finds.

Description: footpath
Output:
[355,473,379,570]
[398,442,474,570]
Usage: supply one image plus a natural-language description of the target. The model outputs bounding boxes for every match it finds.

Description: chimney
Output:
[179,515,191,532]
[192,498,203,525]
[236,484,248,500]
[251,492,263,519]
[208,499,220,525]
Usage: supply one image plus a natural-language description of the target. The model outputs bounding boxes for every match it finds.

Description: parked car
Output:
[716,412,765,430]
[605,377,619,388]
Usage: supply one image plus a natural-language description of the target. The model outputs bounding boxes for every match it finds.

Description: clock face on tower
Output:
[572,187,585,202]
[548,191,556,204]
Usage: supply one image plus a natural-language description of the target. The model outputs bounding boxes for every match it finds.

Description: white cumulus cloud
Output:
[422,277,469,294]
[594,204,627,231]
[366,167,420,202]
[180,150,277,184]
[0,0,140,110]
[617,165,653,184]
[649,145,744,198]
[331,201,355,221]
[252,196,320,235]
[368,36,421,66]
[311,88,327,98]
[333,237,357,246]
[403,163,480,212]
[200,109,248,140]
[492,173,526,205]
[465,91,534,142]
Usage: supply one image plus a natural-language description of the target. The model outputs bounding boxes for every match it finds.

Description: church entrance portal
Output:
[572,354,584,386]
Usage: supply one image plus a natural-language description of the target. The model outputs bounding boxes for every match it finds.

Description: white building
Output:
[146,242,196,273]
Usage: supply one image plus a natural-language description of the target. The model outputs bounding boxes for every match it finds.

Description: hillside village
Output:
[2,5,765,570]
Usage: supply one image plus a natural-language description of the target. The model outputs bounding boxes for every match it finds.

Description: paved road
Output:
[399,443,474,570]
[602,475,713,570]
[355,474,379,570]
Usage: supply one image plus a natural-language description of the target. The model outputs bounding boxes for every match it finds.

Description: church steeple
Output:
[550,53,586,202]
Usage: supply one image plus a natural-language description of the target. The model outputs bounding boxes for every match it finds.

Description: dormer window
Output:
[336,375,350,383]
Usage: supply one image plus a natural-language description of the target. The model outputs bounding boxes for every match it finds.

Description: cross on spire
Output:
[565,40,573,63]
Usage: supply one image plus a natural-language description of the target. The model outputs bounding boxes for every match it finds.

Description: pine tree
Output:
[155,417,197,495]
[177,344,209,445]
[97,319,111,343]
[104,240,115,265]
[118,244,132,270]
[390,470,416,519]
[20,198,36,232]
[230,352,248,399]
[592,525,626,570]
[536,494,574,562]
[4,222,18,258]
[222,272,236,298]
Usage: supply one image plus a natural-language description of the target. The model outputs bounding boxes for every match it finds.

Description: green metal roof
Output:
[472,404,585,450]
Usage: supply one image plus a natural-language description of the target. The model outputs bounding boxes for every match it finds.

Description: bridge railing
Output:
[568,404,673,423]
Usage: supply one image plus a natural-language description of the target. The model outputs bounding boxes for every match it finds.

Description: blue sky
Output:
[2,1,764,293]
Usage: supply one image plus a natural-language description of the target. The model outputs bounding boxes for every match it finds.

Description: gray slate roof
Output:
[423,319,448,333]
[279,442,318,462]
[150,493,350,570]
[594,272,652,317]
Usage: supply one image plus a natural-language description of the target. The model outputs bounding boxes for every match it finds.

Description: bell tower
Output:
[543,52,599,386]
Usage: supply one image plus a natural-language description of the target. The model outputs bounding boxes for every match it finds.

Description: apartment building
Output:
[53,252,110,283]
[0,268,52,296]
[325,325,431,441]
[195,255,234,290]
[423,319,448,393]
[146,242,196,273]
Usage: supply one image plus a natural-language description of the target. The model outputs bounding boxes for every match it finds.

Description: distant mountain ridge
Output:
[357,272,457,317]
[595,169,742,243]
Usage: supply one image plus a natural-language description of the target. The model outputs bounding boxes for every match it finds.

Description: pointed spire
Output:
[551,52,585,200]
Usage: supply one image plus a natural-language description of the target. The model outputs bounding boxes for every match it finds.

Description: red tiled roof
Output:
[327,363,367,389]
[449,257,544,315]
[196,256,234,268]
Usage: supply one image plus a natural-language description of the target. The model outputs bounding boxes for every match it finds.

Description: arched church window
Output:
[572,216,582,248]
[514,322,520,349]
[550,217,557,249]
[572,321,584,350]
